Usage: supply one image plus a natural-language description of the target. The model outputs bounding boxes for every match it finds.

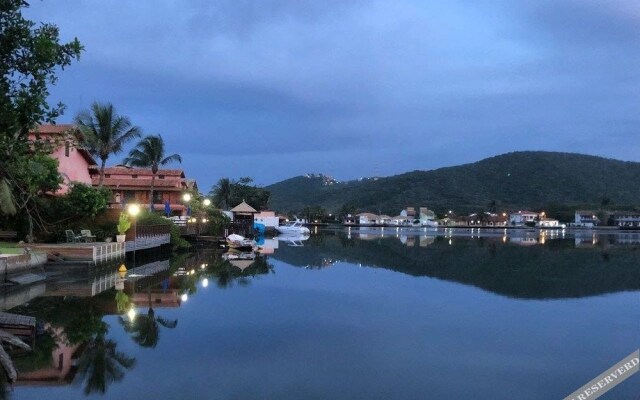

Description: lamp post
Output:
[128,204,140,267]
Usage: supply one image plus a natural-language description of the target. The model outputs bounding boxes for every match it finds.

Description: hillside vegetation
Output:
[266,152,640,215]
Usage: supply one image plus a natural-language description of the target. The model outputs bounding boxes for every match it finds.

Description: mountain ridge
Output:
[266,151,640,215]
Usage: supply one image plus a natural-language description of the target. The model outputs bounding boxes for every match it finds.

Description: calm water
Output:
[4,229,640,399]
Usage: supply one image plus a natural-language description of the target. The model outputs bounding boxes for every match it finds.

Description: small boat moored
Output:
[226,234,257,250]
[275,221,311,236]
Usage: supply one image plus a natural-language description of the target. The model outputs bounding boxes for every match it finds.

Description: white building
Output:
[253,211,280,228]
[357,213,379,226]
[574,211,598,227]
[509,211,539,226]
[612,211,640,228]
[537,218,560,228]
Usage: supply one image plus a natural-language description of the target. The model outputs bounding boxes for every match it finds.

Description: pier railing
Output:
[125,224,171,251]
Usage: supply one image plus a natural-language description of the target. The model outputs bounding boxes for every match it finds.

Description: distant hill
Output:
[266,152,640,215]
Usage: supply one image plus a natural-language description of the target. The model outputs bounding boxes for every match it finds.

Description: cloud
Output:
[23,0,640,187]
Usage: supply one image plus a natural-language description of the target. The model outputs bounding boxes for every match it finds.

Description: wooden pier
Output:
[21,242,125,263]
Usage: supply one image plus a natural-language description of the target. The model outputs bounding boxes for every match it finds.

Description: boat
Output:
[226,234,256,250]
[275,221,310,236]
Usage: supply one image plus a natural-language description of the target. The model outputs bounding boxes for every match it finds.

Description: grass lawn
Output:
[0,242,23,254]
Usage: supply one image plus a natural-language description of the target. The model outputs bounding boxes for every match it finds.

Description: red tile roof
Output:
[33,124,76,134]
[91,166,186,177]
[92,177,185,189]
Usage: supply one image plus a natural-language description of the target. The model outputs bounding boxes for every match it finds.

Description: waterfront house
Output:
[611,211,640,228]
[357,212,379,226]
[537,218,560,228]
[509,210,539,226]
[378,215,392,225]
[574,211,598,227]
[400,207,416,220]
[30,124,96,194]
[391,215,410,225]
[485,213,508,227]
[91,166,190,215]
[419,207,436,224]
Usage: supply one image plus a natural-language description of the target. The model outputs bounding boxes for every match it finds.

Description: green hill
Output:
[266,151,640,215]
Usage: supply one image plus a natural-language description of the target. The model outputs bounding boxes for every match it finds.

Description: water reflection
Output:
[1,230,638,398]
[271,229,640,299]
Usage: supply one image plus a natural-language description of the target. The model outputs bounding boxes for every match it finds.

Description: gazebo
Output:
[229,201,258,236]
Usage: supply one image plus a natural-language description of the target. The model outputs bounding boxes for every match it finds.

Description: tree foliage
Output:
[210,177,270,211]
[123,134,181,206]
[0,0,82,239]
[75,101,141,186]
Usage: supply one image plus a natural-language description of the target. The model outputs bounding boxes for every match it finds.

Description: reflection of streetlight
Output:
[203,198,211,206]
[180,293,188,302]
[127,308,137,322]
[202,278,209,288]
[128,204,140,265]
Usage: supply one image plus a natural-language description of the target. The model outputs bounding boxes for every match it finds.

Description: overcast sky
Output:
[25,0,640,189]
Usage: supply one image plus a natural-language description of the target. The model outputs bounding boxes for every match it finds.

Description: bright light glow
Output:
[127,204,140,217]
[201,263,206,269]
[180,293,188,302]
[127,308,137,321]
[202,218,207,223]
[202,278,209,288]
[203,198,211,206]
[183,193,192,202]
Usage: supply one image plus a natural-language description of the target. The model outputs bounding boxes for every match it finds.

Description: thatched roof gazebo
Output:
[228,201,259,236]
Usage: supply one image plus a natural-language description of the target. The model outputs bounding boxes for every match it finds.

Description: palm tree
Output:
[123,135,181,209]
[120,289,177,348]
[75,102,141,187]
[211,177,233,210]
[74,328,135,395]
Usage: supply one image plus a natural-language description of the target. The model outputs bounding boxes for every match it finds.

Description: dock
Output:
[21,242,125,263]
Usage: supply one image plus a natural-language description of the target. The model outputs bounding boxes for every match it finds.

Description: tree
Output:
[123,135,181,208]
[0,0,82,238]
[75,102,141,187]
[210,177,270,211]
[211,178,233,210]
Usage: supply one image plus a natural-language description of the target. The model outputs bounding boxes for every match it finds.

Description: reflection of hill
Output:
[271,234,640,299]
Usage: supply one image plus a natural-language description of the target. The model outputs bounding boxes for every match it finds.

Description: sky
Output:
[24,0,640,190]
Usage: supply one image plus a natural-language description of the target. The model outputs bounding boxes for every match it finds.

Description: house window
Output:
[64,142,70,157]
[132,174,138,178]
[159,175,165,179]
[154,191,164,203]
[105,174,111,178]
[124,191,136,202]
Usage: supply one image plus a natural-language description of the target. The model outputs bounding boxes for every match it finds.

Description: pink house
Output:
[30,124,96,194]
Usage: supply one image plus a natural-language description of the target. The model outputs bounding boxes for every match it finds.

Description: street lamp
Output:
[183,193,192,202]
[203,198,211,206]
[127,204,140,266]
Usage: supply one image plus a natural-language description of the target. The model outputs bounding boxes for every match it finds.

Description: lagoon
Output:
[6,229,640,399]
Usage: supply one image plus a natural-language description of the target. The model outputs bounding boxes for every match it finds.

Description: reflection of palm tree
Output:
[0,329,31,383]
[74,324,135,395]
[120,290,177,348]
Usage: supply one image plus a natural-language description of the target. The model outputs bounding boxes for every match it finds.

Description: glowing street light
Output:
[202,278,209,288]
[127,203,140,217]
[183,193,192,202]
[203,198,211,206]
[127,308,137,322]
[180,293,188,302]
